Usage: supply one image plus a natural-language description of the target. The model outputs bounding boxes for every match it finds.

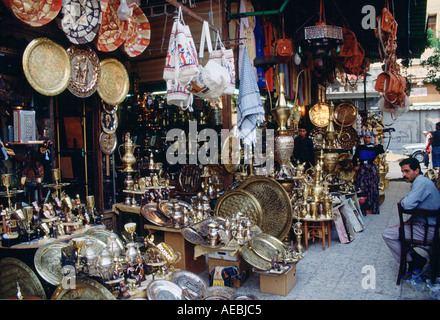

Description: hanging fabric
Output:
[209,31,236,95]
[238,0,257,80]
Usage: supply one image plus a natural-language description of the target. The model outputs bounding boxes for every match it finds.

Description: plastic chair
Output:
[396,203,440,285]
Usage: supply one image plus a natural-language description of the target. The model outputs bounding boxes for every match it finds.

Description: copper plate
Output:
[51,277,115,300]
[23,38,71,96]
[0,257,46,299]
[240,246,272,271]
[97,58,129,105]
[309,102,330,128]
[34,242,69,286]
[99,132,117,154]
[214,189,262,227]
[239,177,293,240]
[141,203,172,227]
[147,280,183,300]
[67,45,101,98]
[334,102,357,127]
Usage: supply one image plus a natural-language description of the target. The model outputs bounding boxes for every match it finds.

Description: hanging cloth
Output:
[263,17,274,92]
[237,47,265,147]
[238,0,257,80]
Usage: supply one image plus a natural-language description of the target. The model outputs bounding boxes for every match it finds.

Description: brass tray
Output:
[309,102,330,128]
[171,270,207,297]
[34,242,69,286]
[84,227,124,251]
[0,257,46,299]
[214,189,262,227]
[97,58,129,105]
[67,45,101,98]
[147,279,183,300]
[202,286,237,300]
[336,125,359,150]
[249,234,283,262]
[51,277,115,300]
[158,200,193,218]
[140,203,172,227]
[23,38,71,96]
[239,246,272,271]
[334,102,357,127]
[239,177,293,240]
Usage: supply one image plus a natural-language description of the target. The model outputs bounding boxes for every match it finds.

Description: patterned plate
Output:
[23,38,71,96]
[34,242,69,286]
[123,3,151,57]
[67,45,101,98]
[336,125,359,150]
[239,176,293,240]
[101,111,118,134]
[334,102,358,127]
[61,0,102,44]
[51,277,115,300]
[97,58,129,105]
[171,270,208,296]
[140,203,172,227]
[147,280,183,300]
[94,0,129,52]
[3,0,62,27]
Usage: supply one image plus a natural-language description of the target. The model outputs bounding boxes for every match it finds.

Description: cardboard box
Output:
[259,264,297,296]
[207,250,239,261]
[208,255,251,288]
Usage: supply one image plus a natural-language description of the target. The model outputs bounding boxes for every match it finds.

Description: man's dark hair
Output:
[399,157,422,174]
[436,122,440,129]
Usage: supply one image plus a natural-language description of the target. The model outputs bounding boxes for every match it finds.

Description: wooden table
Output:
[300,218,334,251]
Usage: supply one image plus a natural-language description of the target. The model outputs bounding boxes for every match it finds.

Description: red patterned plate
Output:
[94,0,128,52]
[3,0,62,27]
[123,3,151,57]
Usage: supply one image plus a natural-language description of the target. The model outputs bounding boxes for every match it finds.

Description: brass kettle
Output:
[118,132,139,173]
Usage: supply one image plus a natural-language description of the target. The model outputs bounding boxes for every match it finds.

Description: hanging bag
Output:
[276,14,293,63]
[210,31,236,95]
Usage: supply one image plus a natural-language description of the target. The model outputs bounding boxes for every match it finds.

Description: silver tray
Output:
[158,200,193,218]
[34,241,69,286]
[141,203,172,227]
[147,279,183,300]
[171,270,207,297]
[180,227,205,245]
[85,227,124,251]
[202,286,237,300]
[231,293,259,300]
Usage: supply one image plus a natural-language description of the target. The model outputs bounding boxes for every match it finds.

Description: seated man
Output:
[382,157,440,278]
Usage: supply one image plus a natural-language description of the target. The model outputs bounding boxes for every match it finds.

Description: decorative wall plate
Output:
[34,242,69,286]
[309,102,330,128]
[123,3,151,57]
[97,58,129,105]
[99,132,117,154]
[336,125,359,150]
[334,102,357,127]
[51,277,115,300]
[4,0,62,27]
[101,111,118,134]
[94,0,128,52]
[147,280,183,300]
[0,257,46,299]
[239,176,293,240]
[214,189,262,227]
[67,45,101,98]
[61,0,102,44]
[23,38,71,96]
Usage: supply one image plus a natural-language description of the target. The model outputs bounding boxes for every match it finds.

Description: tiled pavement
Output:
[200,160,437,300]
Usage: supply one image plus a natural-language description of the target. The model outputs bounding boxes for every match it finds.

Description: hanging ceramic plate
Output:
[239,176,293,240]
[123,3,151,57]
[67,45,101,98]
[61,0,102,44]
[97,58,129,105]
[100,111,118,134]
[0,257,46,299]
[51,277,116,300]
[34,242,69,286]
[3,0,62,27]
[94,0,129,52]
[23,38,71,96]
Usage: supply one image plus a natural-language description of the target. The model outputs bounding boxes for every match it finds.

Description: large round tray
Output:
[97,58,129,105]
[51,277,115,300]
[249,234,284,262]
[202,286,237,300]
[6,0,62,27]
[23,38,71,96]
[0,257,46,299]
[309,102,330,128]
[34,241,69,286]
[84,227,124,251]
[147,279,183,300]
[239,177,293,240]
[171,270,207,297]
[158,200,193,218]
[334,102,357,127]
[336,125,359,150]
[239,246,272,271]
[214,189,262,227]
[141,203,172,227]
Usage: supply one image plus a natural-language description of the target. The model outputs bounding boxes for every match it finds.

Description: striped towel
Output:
[237,47,265,147]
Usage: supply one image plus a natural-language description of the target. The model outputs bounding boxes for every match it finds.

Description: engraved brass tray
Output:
[239,246,272,271]
[336,125,359,150]
[171,270,207,298]
[180,226,204,245]
[34,242,69,286]
[202,285,237,300]
[67,45,101,98]
[51,277,115,300]
[147,279,183,300]
[249,233,286,262]
[0,257,46,299]
[97,58,129,105]
[23,38,71,96]
[84,227,124,251]
[334,102,357,127]
[214,189,262,227]
[309,102,330,128]
[239,177,293,240]
[158,200,193,218]
[140,203,172,227]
